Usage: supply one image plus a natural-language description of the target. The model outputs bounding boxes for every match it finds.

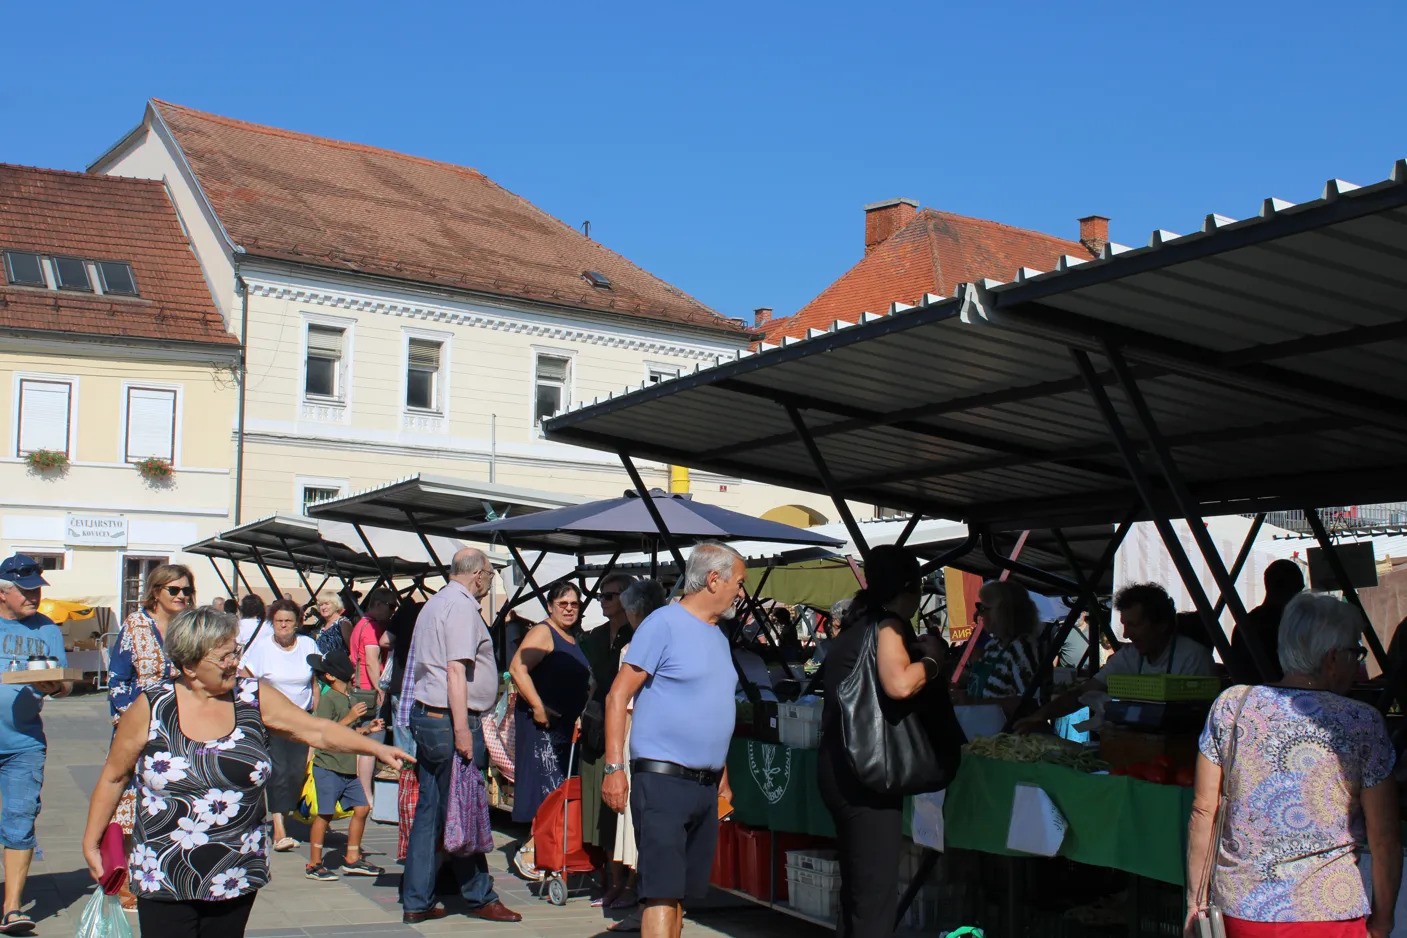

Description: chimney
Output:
[1078,215,1109,257]
[864,198,919,254]
[753,307,773,328]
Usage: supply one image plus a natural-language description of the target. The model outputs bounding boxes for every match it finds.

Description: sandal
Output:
[608,910,643,933]
[273,837,299,852]
[0,911,34,935]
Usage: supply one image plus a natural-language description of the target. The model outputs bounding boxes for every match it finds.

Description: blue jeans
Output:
[390,695,417,759]
[0,749,45,850]
[401,706,497,913]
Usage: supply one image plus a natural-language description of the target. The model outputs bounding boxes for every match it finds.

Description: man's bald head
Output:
[451,548,489,576]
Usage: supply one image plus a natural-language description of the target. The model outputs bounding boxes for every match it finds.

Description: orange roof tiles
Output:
[764,208,1096,342]
[150,100,745,337]
[0,164,234,347]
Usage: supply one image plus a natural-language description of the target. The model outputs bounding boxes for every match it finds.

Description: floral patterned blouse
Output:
[1200,685,1394,923]
[130,678,271,902]
[108,610,177,723]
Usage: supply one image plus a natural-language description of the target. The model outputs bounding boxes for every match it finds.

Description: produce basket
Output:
[1105,674,1221,702]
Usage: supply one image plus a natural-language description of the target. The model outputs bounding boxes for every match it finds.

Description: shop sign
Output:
[64,513,128,547]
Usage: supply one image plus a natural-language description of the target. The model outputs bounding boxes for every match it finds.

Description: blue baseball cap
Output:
[0,554,48,590]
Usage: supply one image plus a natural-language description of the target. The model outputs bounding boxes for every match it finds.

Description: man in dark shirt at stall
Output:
[1229,559,1304,683]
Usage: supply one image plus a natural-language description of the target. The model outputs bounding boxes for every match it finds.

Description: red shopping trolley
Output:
[531,727,601,905]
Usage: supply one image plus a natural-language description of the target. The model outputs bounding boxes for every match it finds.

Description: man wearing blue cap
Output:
[0,554,69,935]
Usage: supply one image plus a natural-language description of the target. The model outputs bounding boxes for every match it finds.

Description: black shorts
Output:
[631,770,719,901]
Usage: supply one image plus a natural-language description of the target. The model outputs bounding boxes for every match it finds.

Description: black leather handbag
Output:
[836,619,964,795]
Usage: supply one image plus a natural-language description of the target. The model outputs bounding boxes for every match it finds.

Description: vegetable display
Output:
[964,734,1110,773]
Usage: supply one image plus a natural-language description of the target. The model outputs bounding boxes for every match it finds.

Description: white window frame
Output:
[14,548,70,572]
[531,347,576,428]
[402,327,452,417]
[294,476,349,516]
[300,312,356,413]
[645,362,682,386]
[120,382,181,464]
[12,372,79,458]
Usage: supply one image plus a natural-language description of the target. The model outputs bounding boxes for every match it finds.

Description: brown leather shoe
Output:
[402,905,448,924]
[466,900,522,923]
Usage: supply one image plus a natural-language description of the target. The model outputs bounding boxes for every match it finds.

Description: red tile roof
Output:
[763,208,1096,342]
[0,164,234,347]
[148,100,746,337]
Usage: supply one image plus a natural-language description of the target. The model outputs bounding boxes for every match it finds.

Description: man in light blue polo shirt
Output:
[0,554,69,934]
[603,542,744,938]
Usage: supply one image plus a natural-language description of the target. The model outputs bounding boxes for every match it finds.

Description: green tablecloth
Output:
[727,740,1194,886]
[943,754,1194,886]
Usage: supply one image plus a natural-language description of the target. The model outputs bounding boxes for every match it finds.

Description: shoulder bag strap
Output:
[1198,685,1255,907]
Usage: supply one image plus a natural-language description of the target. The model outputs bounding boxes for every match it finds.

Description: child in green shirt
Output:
[306,649,385,881]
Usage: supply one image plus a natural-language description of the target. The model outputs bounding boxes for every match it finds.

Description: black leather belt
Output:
[413,702,482,719]
[632,759,720,786]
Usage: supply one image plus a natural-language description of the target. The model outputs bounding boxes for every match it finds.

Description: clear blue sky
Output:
[7,0,1405,322]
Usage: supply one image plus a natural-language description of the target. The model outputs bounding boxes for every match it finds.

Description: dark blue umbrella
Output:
[460,488,844,554]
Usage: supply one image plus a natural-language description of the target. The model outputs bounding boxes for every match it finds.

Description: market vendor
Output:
[1015,582,1214,733]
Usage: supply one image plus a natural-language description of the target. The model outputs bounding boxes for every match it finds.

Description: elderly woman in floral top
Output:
[83,607,411,938]
[1187,593,1401,938]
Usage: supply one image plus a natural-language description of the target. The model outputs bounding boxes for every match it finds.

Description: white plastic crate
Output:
[778,715,821,749]
[777,700,822,722]
[786,848,840,875]
[786,866,840,920]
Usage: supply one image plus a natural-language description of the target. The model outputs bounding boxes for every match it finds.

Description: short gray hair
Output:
[0,579,14,592]
[1278,592,1362,676]
[681,542,744,595]
[830,598,852,622]
[621,579,666,621]
[451,549,489,577]
[166,607,239,671]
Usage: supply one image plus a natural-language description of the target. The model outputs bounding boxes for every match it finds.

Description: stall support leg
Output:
[273,534,321,604]
[895,512,924,549]
[1074,349,1257,681]
[619,452,688,572]
[492,545,547,671]
[1103,343,1275,682]
[350,523,397,596]
[401,510,451,582]
[207,559,237,601]
[1212,513,1265,619]
[785,405,871,559]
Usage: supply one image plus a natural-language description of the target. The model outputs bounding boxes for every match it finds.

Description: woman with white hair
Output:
[955,579,1042,715]
[1186,592,1400,938]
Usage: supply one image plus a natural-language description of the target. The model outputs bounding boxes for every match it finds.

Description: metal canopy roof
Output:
[305,474,580,538]
[185,515,436,581]
[544,162,1407,529]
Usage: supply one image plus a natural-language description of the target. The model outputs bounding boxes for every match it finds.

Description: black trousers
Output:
[137,893,257,938]
[817,745,903,938]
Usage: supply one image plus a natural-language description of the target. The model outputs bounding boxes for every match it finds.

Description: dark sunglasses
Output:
[4,565,41,580]
[600,591,621,600]
[162,586,195,597]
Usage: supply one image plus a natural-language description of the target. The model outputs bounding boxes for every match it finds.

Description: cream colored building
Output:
[0,166,239,615]
[91,101,840,547]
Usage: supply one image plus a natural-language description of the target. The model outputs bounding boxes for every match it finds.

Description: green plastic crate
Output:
[1105,673,1221,702]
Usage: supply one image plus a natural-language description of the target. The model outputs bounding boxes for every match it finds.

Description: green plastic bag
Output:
[76,889,134,938]
[943,929,985,938]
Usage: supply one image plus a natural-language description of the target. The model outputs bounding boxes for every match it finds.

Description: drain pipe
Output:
[490,413,497,483]
[233,247,249,525]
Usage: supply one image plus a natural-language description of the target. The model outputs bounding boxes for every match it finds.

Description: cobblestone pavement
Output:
[28,692,830,938]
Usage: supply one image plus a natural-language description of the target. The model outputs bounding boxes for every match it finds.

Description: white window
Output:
[647,365,681,385]
[534,354,572,425]
[301,485,342,515]
[305,325,345,401]
[406,338,443,412]
[16,379,72,456]
[125,387,177,462]
[27,552,65,572]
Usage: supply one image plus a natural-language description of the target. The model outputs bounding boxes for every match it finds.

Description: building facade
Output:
[92,101,838,536]
[0,166,238,614]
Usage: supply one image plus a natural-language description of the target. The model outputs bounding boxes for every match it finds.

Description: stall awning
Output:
[543,163,1407,529]
[306,474,580,539]
[185,515,437,581]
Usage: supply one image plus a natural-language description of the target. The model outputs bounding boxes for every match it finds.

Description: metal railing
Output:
[1260,503,1407,534]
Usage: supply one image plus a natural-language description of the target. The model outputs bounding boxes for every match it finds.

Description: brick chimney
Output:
[865,198,919,254]
[753,307,773,328]
[1078,215,1109,257]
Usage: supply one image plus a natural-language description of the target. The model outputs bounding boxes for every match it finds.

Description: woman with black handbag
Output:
[818,545,963,938]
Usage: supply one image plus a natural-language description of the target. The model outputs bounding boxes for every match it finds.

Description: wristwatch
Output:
[603,762,627,776]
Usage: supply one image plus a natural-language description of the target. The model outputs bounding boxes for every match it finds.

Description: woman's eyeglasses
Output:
[163,586,195,597]
[554,601,580,610]
[1341,645,1368,661]
[204,651,239,667]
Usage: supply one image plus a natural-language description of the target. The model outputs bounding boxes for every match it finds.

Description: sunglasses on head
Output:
[163,586,195,597]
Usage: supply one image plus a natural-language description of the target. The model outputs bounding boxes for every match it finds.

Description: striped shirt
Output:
[965,634,1040,701]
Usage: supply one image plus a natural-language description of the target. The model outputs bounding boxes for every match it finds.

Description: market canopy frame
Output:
[544,160,1407,690]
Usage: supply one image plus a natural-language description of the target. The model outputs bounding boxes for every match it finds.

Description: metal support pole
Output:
[273,534,321,603]
[232,561,259,598]
[895,512,924,549]
[401,510,451,582]
[1073,350,1255,681]
[786,405,871,559]
[1212,513,1265,619]
[207,559,237,600]
[1101,342,1276,682]
[350,522,397,596]
[619,453,688,573]
[917,529,977,577]
[979,527,1081,593]
[242,547,285,652]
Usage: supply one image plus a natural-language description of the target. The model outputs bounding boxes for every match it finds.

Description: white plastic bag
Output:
[910,790,946,850]
[76,889,134,938]
[1005,783,1067,857]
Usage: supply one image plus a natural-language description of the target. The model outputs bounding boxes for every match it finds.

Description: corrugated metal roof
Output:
[305,474,581,539]
[545,161,1407,529]
[185,515,438,580]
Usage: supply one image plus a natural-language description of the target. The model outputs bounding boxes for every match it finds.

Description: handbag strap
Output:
[1197,685,1254,907]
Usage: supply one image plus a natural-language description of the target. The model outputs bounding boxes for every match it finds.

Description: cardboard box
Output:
[1,668,85,685]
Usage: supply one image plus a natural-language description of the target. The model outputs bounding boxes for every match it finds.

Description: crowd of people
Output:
[0,538,1395,938]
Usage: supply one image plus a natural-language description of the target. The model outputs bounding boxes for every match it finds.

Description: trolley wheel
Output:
[547,876,568,906]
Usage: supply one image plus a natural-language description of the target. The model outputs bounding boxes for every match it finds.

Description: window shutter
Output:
[408,338,441,370]
[537,355,569,383]
[126,388,176,461]
[17,381,71,455]
[307,325,344,356]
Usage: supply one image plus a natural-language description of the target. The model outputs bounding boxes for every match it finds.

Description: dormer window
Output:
[2,251,44,287]
[53,256,92,291]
